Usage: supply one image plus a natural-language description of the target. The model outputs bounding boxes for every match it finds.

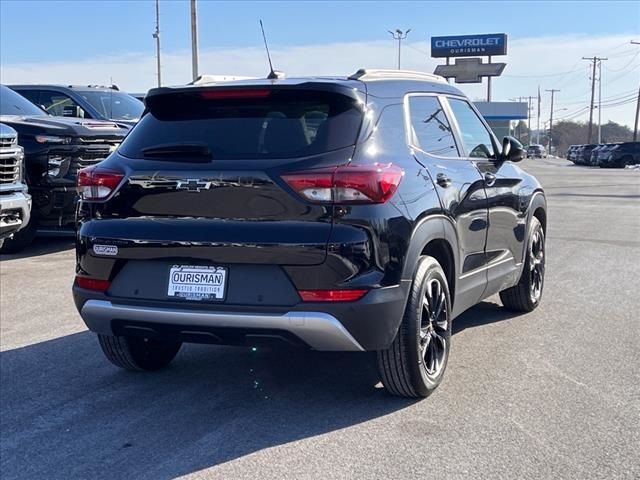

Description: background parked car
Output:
[567,144,581,163]
[589,143,619,166]
[576,144,598,165]
[527,144,547,158]
[9,84,144,129]
[598,142,640,168]
[0,123,31,249]
[0,85,127,252]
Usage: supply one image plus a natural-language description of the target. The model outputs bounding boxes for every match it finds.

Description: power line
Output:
[603,51,640,72]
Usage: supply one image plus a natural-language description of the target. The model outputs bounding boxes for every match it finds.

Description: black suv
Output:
[598,142,640,168]
[73,70,547,398]
[0,85,127,252]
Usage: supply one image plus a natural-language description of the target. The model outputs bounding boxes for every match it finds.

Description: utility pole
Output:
[190,0,199,82]
[536,86,541,144]
[546,89,560,152]
[632,41,640,141]
[598,60,602,143]
[583,56,607,144]
[152,0,161,87]
[388,29,411,69]
[527,95,534,144]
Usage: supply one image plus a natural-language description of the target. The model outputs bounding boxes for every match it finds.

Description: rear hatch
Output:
[80,84,365,274]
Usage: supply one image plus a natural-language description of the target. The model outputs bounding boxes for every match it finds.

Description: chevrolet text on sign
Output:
[431,33,507,58]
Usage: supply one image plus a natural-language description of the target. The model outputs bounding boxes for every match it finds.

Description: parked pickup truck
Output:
[0,123,31,249]
[0,85,127,253]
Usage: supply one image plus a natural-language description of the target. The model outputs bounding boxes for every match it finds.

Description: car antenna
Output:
[260,20,283,79]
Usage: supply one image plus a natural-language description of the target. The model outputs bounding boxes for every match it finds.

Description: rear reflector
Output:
[76,276,111,292]
[298,289,368,302]
[282,163,403,204]
[199,88,272,100]
[77,166,124,200]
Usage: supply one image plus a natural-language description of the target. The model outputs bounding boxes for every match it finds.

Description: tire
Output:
[0,215,37,254]
[500,216,545,312]
[377,256,452,398]
[97,334,182,371]
[620,155,633,168]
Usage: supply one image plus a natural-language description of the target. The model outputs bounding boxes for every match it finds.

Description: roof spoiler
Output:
[349,69,446,83]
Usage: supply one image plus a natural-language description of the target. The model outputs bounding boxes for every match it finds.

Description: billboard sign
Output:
[431,33,507,58]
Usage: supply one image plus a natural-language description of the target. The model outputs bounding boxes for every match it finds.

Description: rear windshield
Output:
[119,88,363,160]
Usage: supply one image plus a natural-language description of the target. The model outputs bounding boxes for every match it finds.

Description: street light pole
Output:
[152,0,161,87]
[632,41,640,141]
[388,29,411,69]
[190,0,199,82]
[546,89,560,153]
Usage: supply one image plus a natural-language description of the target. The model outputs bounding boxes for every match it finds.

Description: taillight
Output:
[77,166,124,200]
[76,276,111,292]
[298,289,369,302]
[282,163,404,204]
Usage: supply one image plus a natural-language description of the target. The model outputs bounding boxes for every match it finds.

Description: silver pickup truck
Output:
[0,123,31,249]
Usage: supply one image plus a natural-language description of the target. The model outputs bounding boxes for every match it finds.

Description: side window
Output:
[447,98,496,159]
[408,96,458,157]
[38,90,86,118]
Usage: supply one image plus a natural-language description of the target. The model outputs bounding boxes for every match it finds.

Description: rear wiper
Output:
[142,143,212,160]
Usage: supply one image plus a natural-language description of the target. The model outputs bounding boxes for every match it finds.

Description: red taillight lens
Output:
[199,88,272,100]
[76,276,111,292]
[77,166,124,200]
[298,289,368,302]
[282,163,404,204]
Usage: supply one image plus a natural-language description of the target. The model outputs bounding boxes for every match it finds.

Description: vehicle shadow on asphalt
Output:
[0,237,74,261]
[0,332,416,479]
[1,301,523,478]
[453,300,525,334]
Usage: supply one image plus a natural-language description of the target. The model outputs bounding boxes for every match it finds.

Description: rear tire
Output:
[500,216,545,312]
[98,334,182,371]
[377,256,452,398]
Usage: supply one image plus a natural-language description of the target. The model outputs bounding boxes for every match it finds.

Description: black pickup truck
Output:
[0,85,127,252]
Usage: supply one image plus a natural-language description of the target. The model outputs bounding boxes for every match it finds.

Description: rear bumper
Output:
[73,282,409,351]
[80,299,365,351]
[0,190,31,238]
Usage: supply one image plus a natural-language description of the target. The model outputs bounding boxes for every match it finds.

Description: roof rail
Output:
[348,69,446,83]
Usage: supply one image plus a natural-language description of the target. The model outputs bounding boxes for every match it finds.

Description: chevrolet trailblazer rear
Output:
[72,80,406,368]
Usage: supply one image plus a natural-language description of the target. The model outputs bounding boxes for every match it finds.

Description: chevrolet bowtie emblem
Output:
[176,179,212,192]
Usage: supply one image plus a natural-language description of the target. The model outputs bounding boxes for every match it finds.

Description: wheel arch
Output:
[402,215,460,309]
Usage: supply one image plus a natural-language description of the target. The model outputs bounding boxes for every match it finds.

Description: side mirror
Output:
[501,136,525,163]
[62,105,82,118]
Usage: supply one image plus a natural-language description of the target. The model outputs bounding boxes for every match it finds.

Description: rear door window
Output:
[407,95,458,157]
[119,88,363,160]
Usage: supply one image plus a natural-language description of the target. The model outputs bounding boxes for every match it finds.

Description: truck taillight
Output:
[77,166,124,200]
[281,163,404,204]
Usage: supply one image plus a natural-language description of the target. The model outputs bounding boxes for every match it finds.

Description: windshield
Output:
[77,90,144,121]
[119,88,363,160]
[0,85,46,116]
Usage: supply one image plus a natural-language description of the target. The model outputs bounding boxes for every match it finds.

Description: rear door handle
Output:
[484,172,496,187]
[436,173,452,188]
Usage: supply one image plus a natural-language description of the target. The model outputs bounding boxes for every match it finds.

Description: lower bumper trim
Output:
[80,299,364,352]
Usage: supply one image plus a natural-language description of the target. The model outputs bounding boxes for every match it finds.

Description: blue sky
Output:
[1,1,639,126]
[1,1,638,63]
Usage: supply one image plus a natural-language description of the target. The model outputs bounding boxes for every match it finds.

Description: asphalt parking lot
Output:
[1,156,639,480]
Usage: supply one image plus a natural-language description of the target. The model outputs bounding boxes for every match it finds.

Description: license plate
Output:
[167,265,227,301]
